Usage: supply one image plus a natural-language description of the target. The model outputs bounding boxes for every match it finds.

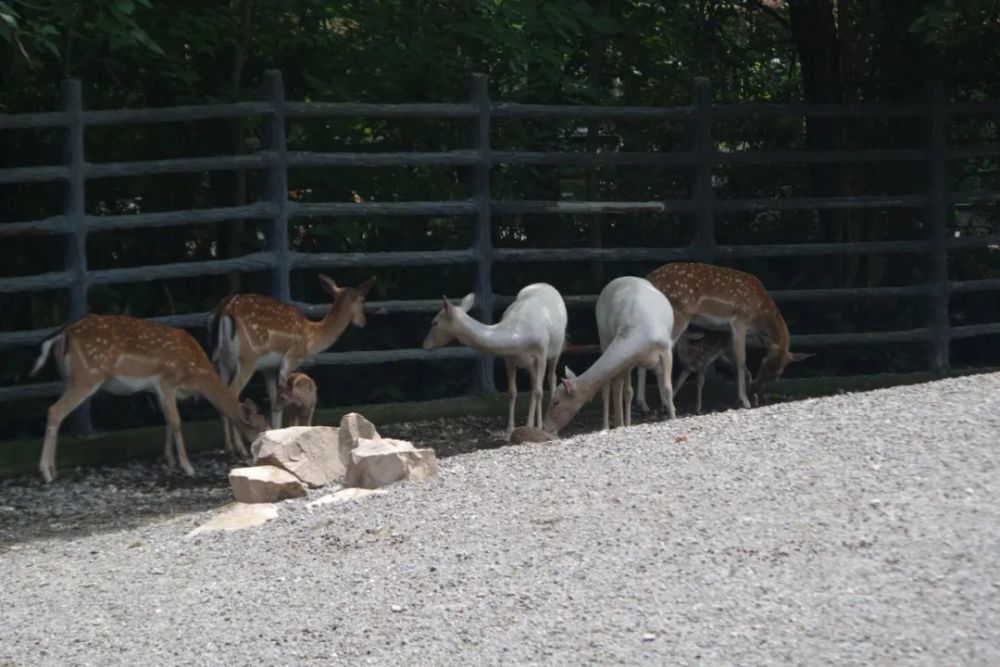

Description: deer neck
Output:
[306,299,354,354]
[195,372,259,440]
[753,303,791,354]
[574,331,645,401]
[451,312,526,356]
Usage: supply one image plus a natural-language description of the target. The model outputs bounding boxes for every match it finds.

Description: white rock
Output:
[187,502,279,537]
[344,437,438,490]
[251,426,345,488]
[307,486,385,507]
[229,465,306,503]
[339,412,380,452]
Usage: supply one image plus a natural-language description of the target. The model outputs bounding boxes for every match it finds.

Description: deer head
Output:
[319,274,374,328]
[750,350,814,403]
[422,292,476,351]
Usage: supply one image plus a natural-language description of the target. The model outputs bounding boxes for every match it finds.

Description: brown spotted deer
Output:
[208,275,372,457]
[638,262,812,409]
[29,314,266,483]
[671,327,750,415]
[272,372,317,427]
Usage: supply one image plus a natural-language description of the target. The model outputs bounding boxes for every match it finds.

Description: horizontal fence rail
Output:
[2,70,999,416]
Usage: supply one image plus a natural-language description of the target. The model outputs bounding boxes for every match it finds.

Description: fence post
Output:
[62,79,94,436]
[691,77,716,263]
[261,69,291,303]
[926,80,950,373]
[469,73,496,393]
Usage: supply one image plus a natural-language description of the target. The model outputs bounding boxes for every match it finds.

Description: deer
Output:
[542,276,676,435]
[636,262,813,411]
[207,275,373,459]
[422,283,568,440]
[29,314,266,483]
[669,326,751,415]
[272,371,317,427]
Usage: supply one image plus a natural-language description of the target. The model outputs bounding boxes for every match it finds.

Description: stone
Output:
[307,486,385,507]
[344,437,438,490]
[509,426,559,444]
[251,426,345,488]
[187,502,279,537]
[229,465,306,503]
[338,412,379,453]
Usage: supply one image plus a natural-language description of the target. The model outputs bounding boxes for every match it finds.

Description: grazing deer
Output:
[543,276,676,435]
[637,262,812,409]
[671,327,750,415]
[208,275,372,458]
[423,283,567,439]
[30,314,266,483]
[273,372,317,427]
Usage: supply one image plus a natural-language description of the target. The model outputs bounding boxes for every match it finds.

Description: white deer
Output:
[422,283,567,439]
[543,276,676,435]
[30,314,266,483]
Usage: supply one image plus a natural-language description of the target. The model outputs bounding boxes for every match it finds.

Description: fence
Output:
[2,70,1000,428]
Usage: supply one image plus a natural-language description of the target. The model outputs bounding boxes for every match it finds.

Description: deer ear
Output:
[562,377,578,395]
[788,351,815,363]
[442,296,454,315]
[564,366,577,380]
[357,277,375,298]
[319,274,341,297]
[459,292,476,313]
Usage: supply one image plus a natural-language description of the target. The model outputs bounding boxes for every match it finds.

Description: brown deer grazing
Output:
[273,372,317,427]
[672,327,750,415]
[208,275,372,457]
[30,314,266,483]
[639,262,812,409]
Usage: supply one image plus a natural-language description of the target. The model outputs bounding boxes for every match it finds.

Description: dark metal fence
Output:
[2,70,1000,418]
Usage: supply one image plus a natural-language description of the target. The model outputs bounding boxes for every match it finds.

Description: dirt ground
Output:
[0,384,729,550]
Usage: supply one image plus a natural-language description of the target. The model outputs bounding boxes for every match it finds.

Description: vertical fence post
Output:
[261,69,291,303]
[926,80,950,373]
[62,78,94,436]
[691,77,716,262]
[469,73,496,393]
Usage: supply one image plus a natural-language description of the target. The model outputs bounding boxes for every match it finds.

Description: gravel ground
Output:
[2,373,1000,665]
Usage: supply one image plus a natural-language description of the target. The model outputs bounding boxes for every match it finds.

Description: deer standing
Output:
[423,283,567,439]
[669,327,750,415]
[543,276,676,435]
[208,275,372,459]
[273,372,317,427]
[30,314,265,483]
[637,262,812,410]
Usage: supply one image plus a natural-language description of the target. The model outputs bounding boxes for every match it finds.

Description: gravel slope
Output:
[2,373,1000,666]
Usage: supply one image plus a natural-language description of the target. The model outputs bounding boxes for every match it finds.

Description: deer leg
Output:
[505,358,517,439]
[623,369,634,427]
[601,383,611,431]
[40,378,101,483]
[224,362,257,461]
[530,356,545,428]
[730,324,751,408]
[635,367,649,413]
[159,389,194,477]
[695,370,706,415]
[163,421,177,470]
[546,356,558,410]
[264,370,281,430]
[658,349,676,419]
[612,374,625,429]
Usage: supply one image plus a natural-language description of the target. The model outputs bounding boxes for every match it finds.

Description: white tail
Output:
[30,331,65,378]
[638,262,813,409]
[423,283,568,439]
[209,275,372,458]
[542,276,676,435]
[33,314,266,483]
